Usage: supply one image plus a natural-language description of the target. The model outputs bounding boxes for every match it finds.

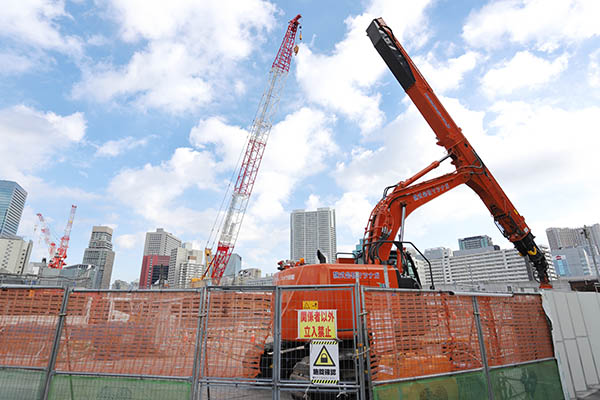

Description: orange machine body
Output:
[274,263,401,341]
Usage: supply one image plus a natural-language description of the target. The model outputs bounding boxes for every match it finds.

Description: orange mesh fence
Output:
[477,294,553,367]
[363,290,482,381]
[0,288,65,368]
[201,290,273,379]
[54,291,201,377]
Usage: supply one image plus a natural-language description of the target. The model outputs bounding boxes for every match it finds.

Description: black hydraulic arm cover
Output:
[366,19,416,91]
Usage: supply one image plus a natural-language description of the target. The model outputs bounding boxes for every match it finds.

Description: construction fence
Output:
[0,285,563,399]
[542,290,600,399]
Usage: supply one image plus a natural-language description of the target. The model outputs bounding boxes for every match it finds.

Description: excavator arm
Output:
[365,18,551,286]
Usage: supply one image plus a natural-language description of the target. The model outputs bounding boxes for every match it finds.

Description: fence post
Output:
[41,287,71,400]
[272,286,282,400]
[472,296,494,400]
[353,282,367,400]
[360,287,374,398]
[190,287,206,400]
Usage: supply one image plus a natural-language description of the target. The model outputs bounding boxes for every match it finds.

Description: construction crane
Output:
[36,205,77,269]
[203,14,302,285]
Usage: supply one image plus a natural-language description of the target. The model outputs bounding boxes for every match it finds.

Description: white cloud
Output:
[114,233,143,250]
[305,194,322,210]
[74,0,277,111]
[108,147,218,232]
[0,51,36,75]
[95,136,151,157]
[189,117,248,171]
[589,49,600,88]
[249,107,338,220]
[295,0,434,134]
[414,51,480,93]
[481,51,568,97]
[0,105,86,177]
[463,0,600,52]
[0,0,82,54]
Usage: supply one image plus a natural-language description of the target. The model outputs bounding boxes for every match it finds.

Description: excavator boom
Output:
[365,18,550,286]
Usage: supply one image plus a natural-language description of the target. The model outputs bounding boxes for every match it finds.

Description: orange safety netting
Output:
[364,291,483,381]
[0,288,65,368]
[201,290,273,378]
[477,295,553,366]
[54,291,201,377]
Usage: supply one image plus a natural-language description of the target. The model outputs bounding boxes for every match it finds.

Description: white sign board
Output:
[309,340,339,385]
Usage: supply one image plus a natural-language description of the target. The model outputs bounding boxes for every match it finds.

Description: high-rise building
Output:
[143,228,181,256]
[0,236,32,274]
[139,255,170,289]
[420,245,556,286]
[0,180,27,237]
[458,235,494,251]
[168,244,204,288]
[546,227,587,250]
[551,248,593,277]
[82,226,115,289]
[290,208,337,264]
[140,228,181,289]
[224,253,242,277]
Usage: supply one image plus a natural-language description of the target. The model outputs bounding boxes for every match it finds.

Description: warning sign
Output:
[314,346,335,366]
[297,309,337,339]
[310,340,339,385]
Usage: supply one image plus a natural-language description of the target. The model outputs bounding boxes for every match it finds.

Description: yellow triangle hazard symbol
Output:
[314,346,335,367]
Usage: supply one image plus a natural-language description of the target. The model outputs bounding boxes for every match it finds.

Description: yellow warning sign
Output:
[302,301,318,309]
[314,346,335,367]
[297,309,337,339]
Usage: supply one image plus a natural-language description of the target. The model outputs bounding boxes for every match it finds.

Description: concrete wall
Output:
[542,291,600,399]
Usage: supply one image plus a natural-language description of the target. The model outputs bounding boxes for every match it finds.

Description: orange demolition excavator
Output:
[268,17,551,383]
[276,17,551,290]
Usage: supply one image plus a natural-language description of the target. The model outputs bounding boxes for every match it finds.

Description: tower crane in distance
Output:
[36,205,77,269]
[203,14,302,285]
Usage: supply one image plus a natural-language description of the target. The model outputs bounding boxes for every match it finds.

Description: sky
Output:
[1,0,599,284]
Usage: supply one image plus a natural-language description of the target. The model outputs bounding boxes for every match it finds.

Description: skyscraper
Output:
[82,226,115,289]
[0,180,27,237]
[168,244,204,288]
[0,236,32,274]
[139,228,181,289]
[290,208,337,264]
[546,227,587,250]
[143,228,181,256]
[458,235,494,250]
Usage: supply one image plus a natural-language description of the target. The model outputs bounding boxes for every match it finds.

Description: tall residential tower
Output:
[0,180,27,237]
[290,208,337,264]
[82,226,115,289]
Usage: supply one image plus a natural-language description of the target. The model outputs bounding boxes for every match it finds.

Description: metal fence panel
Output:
[199,287,274,381]
[477,295,554,367]
[363,289,483,383]
[278,286,359,388]
[0,287,65,399]
[53,290,202,377]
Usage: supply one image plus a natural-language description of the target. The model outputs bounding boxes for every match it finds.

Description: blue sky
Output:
[2,0,599,284]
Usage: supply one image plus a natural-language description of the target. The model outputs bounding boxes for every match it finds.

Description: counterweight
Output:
[206,15,302,284]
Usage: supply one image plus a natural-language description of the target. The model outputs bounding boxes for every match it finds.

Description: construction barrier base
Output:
[0,368,45,400]
[490,359,564,400]
[47,374,191,400]
[372,370,487,400]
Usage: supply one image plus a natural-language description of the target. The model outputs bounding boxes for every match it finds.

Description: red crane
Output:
[204,14,302,285]
[36,205,77,269]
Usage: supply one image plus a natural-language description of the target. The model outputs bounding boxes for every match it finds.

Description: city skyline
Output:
[1,1,599,284]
